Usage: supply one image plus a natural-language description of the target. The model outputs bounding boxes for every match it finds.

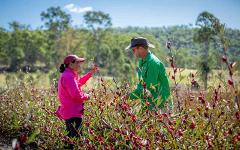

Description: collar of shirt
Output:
[139,51,152,66]
[65,68,78,77]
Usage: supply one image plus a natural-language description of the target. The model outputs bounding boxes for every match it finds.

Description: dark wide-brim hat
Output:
[125,37,155,50]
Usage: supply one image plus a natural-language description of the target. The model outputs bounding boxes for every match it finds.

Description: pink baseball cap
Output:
[64,54,85,64]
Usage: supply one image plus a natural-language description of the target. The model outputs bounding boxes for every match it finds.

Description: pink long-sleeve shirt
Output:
[56,68,92,120]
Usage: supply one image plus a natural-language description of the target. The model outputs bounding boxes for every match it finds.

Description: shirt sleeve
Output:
[63,74,89,103]
[129,82,143,99]
[78,72,93,86]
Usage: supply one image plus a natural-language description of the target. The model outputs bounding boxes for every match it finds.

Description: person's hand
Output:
[86,93,91,100]
[145,89,153,98]
[91,64,99,74]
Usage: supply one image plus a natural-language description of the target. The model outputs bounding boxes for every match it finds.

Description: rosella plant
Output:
[0,55,240,149]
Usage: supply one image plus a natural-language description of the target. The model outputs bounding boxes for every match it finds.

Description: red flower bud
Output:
[222,55,227,62]
[143,82,146,89]
[121,102,129,111]
[198,95,205,104]
[162,113,168,118]
[233,134,240,143]
[191,73,195,78]
[182,118,187,124]
[19,133,27,143]
[127,111,132,116]
[235,111,240,120]
[171,62,175,68]
[89,129,94,135]
[85,122,90,127]
[228,79,233,86]
[174,68,177,74]
[191,79,197,86]
[207,141,213,149]
[114,128,120,133]
[167,126,174,135]
[189,119,196,129]
[176,129,184,137]
[131,115,137,122]
[146,101,150,106]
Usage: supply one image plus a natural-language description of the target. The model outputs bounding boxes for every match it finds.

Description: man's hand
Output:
[145,89,152,98]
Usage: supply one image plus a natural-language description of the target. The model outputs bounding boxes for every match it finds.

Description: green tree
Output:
[4,22,47,71]
[41,6,71,68]
[0,27,9,66]
[55,28,89,69]
[194,11,221,90]
[6,21,29,71]
[41,6,71,39]
[83,11,112,67]
[21,30,48,70]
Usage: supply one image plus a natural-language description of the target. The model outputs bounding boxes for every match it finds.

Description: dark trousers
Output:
[65,117,82,149]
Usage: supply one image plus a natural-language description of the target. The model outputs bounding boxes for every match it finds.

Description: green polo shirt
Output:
[129,51,171,110]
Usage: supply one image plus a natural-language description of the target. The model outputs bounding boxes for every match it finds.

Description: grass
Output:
[0,72,50,90]
[167,67,239,87]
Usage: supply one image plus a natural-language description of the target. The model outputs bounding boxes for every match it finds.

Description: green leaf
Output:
[27,128,40,144]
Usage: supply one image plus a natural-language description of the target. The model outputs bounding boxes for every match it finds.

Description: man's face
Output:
[132,46,146,58]
[132,46,140,57]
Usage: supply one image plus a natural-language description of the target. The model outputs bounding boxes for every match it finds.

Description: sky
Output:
[0,0,240,29]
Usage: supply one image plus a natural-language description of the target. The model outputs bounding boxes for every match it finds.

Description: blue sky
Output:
[1,0,240,29]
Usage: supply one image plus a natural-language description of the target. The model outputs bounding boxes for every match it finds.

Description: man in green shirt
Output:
[125,37,173,111]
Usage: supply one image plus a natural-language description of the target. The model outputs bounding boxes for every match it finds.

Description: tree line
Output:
[0,7,239,82]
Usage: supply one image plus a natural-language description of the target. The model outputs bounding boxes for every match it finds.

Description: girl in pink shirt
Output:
[56,54,98,149]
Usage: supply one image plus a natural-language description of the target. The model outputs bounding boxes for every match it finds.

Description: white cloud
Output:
[64,3,93,13]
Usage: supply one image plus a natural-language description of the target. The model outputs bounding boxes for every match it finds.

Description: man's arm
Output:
[157,62,170,108]
[129,83,143,99]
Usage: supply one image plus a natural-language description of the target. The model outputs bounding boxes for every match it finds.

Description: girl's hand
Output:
[91,64,99,74]
[87,93,91,100]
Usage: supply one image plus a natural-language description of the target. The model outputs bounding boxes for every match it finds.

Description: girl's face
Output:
[69,60,82,72]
